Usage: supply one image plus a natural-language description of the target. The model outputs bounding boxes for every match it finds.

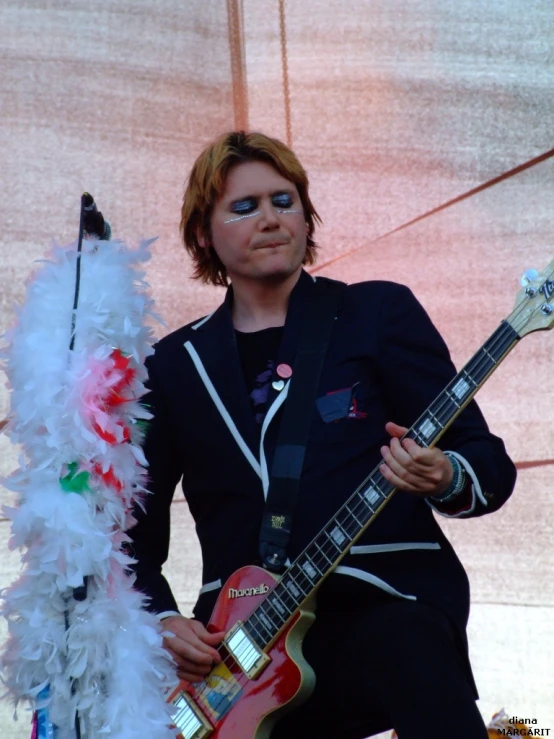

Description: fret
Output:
[430,392,459,423]
[246,614,272,643]
[450,376,471,401]
[416,417,436,443]
[243,617,264,645]
[468,352,495,382]
[428,401,455,433]
[370,473,388,493]
[355,492,376,518]
[308,549,334,582]
[289,568,313,596]
[321,529,343,557]
[273,581,297,611]
[281,579,302,603]
[492,322,519,356]
[312,534,340,568]
[257,608,279,634]
[482,346,498,364]
[282,573,306,601]
[335,508,360,540]
[311,539,335,567]
[445,389,461,409]
[344,502,364,528]
[259,598,285,628]
[461,368,478,388]
[411,430,426,446]
[380,478,396,496]
[427,409,443,429]
[360,485,382,511]
[300,557,320,581]
[329,523,349,548]
[268,591,288,617]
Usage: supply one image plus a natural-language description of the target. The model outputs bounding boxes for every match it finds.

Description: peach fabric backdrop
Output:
[1,1,553,736]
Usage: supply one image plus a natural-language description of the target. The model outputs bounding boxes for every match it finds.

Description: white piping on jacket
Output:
[350,542,441,555]
[183,341,262,480]
[191,312,216,330]
[199,579,222,595]
[157,610,181,621]
[259,379,291,498]
[334,566,417,601]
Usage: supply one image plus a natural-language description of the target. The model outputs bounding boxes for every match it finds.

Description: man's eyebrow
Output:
[271,188,295,196]
[227,188,295,206]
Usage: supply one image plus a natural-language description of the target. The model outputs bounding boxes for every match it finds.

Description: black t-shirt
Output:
[235,327,283,426]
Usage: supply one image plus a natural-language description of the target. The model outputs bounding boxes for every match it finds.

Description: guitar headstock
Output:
[508,260,554,337]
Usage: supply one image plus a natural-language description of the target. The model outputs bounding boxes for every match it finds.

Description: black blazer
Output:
[128,269,516,646]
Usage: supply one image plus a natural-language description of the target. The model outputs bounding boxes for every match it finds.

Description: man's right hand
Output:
[161,615,226,683]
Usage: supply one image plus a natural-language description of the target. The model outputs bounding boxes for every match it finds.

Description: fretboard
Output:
[242,320,520,649]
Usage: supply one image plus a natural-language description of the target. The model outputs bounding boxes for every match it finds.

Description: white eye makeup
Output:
[223,210,261,224]
[223,192,302,224]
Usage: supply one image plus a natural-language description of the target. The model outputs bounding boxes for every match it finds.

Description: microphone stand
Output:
[63,194,87,739]
[59,193,110,739]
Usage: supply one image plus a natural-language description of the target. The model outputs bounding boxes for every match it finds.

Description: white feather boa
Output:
[1,238,178,738]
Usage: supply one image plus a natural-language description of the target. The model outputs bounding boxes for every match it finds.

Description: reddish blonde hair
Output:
[180,131,321,286]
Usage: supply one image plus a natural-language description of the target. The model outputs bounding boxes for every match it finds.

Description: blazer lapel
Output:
[185,292,261,476]
[185,271,322,489]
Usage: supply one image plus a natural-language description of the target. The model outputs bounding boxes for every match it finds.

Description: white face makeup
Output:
[223,211,260,224]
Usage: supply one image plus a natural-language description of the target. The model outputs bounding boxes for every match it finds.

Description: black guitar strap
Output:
[259,278,347,572]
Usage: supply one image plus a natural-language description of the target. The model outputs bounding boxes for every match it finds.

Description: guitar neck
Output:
[242,319,520,649]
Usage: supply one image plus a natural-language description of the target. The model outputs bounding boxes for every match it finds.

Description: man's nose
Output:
[258,200,280,229]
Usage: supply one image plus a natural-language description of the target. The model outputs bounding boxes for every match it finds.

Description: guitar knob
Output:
[521,268,539,287]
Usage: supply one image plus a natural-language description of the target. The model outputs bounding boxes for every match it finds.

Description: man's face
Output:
[207,160,307,285]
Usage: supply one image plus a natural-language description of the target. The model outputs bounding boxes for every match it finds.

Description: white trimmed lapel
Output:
[185,300,262,481]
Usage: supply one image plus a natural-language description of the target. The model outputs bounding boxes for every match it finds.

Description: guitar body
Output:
[168,566,316,739]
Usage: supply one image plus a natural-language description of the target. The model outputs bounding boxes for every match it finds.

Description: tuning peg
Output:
[520,269,539,287]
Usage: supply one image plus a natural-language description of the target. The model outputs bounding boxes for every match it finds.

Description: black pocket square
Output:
[316,387,354,422]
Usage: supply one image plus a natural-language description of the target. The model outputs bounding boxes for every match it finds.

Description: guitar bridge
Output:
[224,621,270,679]
[171,689,214,739]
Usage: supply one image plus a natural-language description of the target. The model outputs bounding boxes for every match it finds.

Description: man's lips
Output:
[255,240,288,249]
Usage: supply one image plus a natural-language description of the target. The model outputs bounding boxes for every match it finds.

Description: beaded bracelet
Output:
[429,453,467,504]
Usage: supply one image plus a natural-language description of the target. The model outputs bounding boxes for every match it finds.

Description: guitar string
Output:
[188,275,554,721]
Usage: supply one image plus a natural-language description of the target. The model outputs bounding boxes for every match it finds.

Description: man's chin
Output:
[257,263,303,284]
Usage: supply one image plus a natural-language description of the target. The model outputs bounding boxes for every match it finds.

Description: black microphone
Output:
[82,192,112,240]
[72,575,89,602]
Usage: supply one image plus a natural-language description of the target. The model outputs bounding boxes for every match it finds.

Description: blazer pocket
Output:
[350,542,441,555]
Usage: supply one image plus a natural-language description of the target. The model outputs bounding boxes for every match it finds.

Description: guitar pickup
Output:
[224,621,270,679]
[171,689,214,739]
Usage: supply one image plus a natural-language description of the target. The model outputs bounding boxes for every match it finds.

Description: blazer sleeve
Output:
[126,352,183,614]
[375,283,517,518]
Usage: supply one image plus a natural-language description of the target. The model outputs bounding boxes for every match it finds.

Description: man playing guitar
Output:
[127,131,516,738]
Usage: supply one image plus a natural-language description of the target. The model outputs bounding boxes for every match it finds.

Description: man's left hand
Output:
[379,421,453,498]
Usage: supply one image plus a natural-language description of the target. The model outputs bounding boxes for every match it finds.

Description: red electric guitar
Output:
[167,263,554,739]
